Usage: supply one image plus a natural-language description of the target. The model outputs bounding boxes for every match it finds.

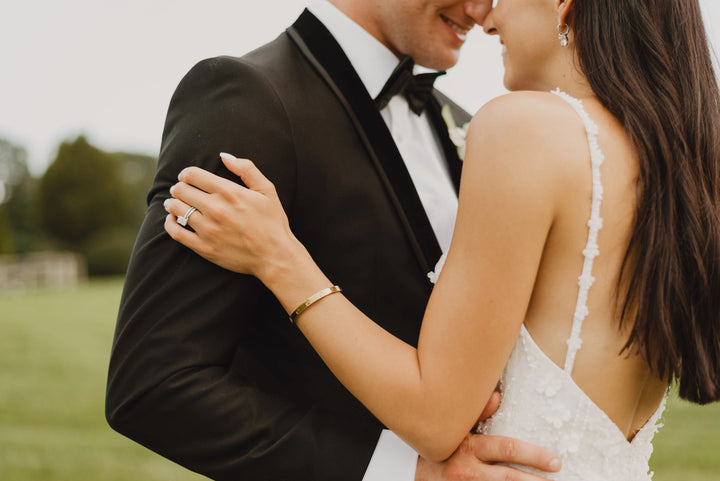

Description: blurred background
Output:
[1,1,719,480]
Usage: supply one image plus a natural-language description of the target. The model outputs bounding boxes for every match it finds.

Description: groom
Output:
[106,1,557,480]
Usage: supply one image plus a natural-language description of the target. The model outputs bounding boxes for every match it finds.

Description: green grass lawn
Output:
[652,397,720,481]
[0,279,206,481]
[0,279,718,480]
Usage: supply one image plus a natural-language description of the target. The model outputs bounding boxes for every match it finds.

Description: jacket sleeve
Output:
[105,56,379,481]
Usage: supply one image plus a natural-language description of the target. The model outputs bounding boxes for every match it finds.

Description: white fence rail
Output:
[0,252,86,291]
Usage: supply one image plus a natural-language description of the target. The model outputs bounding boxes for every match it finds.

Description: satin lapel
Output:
[426,97,463,194]
[287,10,442,275]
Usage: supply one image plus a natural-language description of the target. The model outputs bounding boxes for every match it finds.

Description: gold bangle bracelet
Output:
[289,285,342,324]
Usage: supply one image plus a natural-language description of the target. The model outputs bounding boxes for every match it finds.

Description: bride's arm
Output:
[165,93,561,462]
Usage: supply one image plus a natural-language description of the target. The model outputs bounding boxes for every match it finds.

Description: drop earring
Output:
[557,23,570,47]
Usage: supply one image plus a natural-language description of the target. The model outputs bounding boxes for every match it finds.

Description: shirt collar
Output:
[307,1,401,99]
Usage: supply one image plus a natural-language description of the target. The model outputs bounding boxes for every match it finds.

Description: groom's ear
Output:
[556,0,575,27]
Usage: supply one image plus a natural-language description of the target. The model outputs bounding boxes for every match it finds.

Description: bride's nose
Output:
[482,9,498,35]
[464,0,492,26]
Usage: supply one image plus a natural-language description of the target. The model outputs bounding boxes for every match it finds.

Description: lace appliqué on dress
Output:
[550,88,605,374]
[480,327,667,481]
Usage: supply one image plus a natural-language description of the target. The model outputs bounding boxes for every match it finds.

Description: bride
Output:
[163,0,720,478]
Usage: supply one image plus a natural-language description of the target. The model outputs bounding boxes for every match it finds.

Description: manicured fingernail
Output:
[220,152,238,163]
[549,458,561,471]
[169,184,176,196]
[163,199,170,210]
[178,169,187,181]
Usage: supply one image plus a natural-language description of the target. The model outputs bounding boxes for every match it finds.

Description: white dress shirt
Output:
[308,2,461,479]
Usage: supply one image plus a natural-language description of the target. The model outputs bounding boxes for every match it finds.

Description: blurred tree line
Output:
[0,136,155,276]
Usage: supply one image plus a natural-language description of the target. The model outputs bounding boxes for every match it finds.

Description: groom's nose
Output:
[464,0,493,27]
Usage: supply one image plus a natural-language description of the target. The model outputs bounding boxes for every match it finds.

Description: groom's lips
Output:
[440,14,472,42]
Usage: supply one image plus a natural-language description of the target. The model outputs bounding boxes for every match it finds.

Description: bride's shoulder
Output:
[462,91,590,200]
[469,90,581,140]
[466,91,589,170]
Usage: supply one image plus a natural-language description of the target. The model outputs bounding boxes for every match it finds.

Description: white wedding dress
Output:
[431,90,667,480]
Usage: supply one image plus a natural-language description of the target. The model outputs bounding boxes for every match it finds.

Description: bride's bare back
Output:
[518,93,667,440]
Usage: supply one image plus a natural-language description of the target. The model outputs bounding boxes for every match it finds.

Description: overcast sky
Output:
[2,1,719,175]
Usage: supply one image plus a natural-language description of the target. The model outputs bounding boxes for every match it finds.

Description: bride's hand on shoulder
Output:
[163,153,306,282]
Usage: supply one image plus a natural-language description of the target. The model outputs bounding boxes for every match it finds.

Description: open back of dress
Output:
[478,90,667,481]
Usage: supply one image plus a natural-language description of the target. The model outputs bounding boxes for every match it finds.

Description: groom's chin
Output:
[414,48,461,72]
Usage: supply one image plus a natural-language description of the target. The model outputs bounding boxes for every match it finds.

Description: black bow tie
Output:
[374,55,446,116]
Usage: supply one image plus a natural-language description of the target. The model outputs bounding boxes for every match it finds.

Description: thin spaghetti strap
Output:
[550,89,606,374]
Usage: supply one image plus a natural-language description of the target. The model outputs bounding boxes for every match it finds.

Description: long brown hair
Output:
[570,0,720,404]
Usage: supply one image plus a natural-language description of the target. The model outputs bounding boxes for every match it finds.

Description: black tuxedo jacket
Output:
[106,10,470,481]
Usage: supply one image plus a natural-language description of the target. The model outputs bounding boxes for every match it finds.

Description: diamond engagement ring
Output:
[177,206,197,226]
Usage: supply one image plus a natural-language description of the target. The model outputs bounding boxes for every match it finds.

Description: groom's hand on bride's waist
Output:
[415,434,561,481]
[415,392,561,481]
